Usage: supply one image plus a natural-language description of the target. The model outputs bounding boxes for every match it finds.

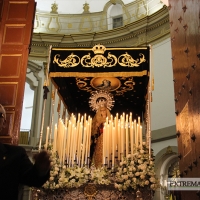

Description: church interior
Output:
[0,0,199,199]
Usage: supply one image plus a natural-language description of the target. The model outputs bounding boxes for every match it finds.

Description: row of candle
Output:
[103,113,143,167]
[51,114,92,167]
[45,112,143,167]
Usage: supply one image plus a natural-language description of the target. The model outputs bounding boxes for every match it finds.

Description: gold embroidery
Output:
[52,45,147,68]
[53,53,80,68]
[81,52,117,68]
[118,52,146,67]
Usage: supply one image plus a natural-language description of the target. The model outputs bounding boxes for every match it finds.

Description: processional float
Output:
[34,44,158,200]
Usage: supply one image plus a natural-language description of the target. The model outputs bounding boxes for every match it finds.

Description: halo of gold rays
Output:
[89,90,115,112]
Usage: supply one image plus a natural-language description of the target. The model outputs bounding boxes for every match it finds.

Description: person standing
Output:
[0,104,51,200]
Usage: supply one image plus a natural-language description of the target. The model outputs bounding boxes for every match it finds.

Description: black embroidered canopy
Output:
[49,45,150,119]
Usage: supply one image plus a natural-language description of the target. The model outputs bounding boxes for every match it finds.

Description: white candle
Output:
[53,124,57,153]
[140,126,143,148]
[103,126,106,165]
[117,123,120,161]
[87,117,92,164]
[66,121,71,164]
[112,127,115,167]
[62,127,67,165]
[81,127,86,167]
[107,124,110,166]
[130,122,133,157]
[120,121,124,158]
[137,124,139,148]
[125,122,128,157]
[115,114,118,150]
[45,126,49,150]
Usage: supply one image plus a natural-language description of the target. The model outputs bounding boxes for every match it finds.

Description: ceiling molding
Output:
[30,6,169,61]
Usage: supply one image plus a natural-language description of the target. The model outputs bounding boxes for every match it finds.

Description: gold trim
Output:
[49,70,148,77]
[51,47,148,51]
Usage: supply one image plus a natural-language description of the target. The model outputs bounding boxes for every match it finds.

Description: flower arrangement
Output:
[114,144,160,191]
[42,149,110,190]
[42,144,159,192]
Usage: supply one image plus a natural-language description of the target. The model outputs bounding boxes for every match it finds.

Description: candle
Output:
[129,112,132,125]
[60,121,64,165]
[137,124,139,148]
[62,127,67,165]
[112,127,115,167]
[53,124,57,153]
[87,117,92,164]
[140,126,143,148]
[130,122,133,157]
[78,113,80,122]
[69,125,75,166]
[125,122,128,157]
[103,126,106,165]
[81,127,86,167]
[85,123,88,165]
[115,113,118,151]
[120,121,124,158]
[117,123,120,161]
[66,121,71,164]
[107,125,110,166]
[45,126,49,150]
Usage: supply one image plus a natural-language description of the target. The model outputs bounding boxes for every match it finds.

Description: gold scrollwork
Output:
[115,77,135,95]
[81,52,117,68]
[118,52,146,67]
[76,78,93,92]
[53,53,80,68]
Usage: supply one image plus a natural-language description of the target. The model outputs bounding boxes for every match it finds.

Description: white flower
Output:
[150,177,156,183]
[123,168,127,172]
[140,174,145,179]
[145,180,149,185]
[135,172,140,176]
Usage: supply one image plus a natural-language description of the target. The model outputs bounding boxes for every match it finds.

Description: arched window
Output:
[107,4,123,30]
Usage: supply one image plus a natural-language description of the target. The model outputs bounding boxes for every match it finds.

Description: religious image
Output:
[91,77,121,91]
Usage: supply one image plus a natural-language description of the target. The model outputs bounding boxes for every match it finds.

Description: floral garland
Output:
[42,144,159,192]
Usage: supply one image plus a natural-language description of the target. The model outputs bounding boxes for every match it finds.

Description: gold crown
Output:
[92,44,106,54]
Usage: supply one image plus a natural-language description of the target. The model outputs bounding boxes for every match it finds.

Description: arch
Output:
[153,146,178,200]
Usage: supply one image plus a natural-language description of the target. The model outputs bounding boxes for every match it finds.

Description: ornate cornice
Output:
[30,6,169,60]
